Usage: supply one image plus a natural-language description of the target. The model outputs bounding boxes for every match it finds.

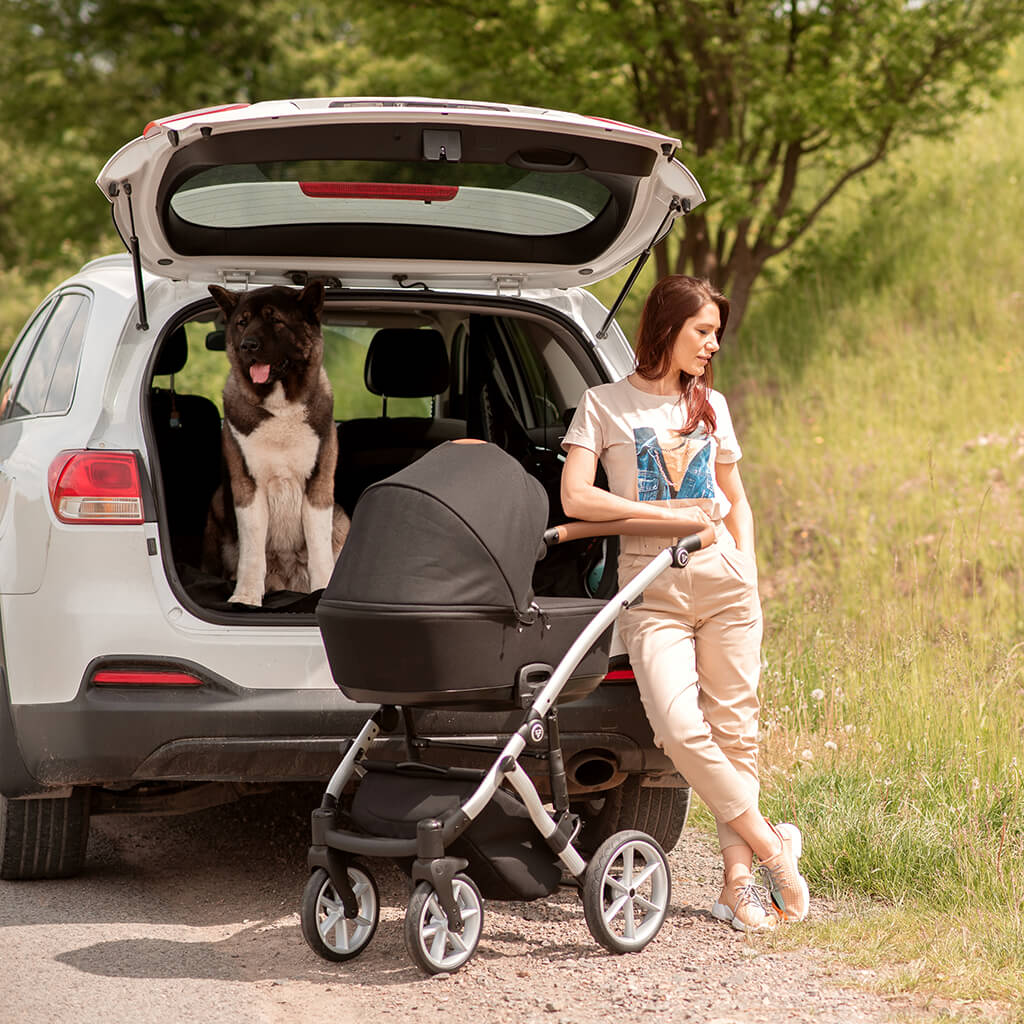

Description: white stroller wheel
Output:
[301,865,380,962]
[404,873,484,974]
[583,830,671,954]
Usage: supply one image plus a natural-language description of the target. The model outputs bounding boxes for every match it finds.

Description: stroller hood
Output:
[323,441,548,615]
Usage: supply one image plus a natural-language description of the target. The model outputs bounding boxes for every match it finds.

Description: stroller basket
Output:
[317,441,612,707]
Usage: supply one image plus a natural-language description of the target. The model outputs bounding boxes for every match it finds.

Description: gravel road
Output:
[0,787,931,1024]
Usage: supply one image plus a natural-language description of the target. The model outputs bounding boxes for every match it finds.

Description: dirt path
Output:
[0,788,926,1024]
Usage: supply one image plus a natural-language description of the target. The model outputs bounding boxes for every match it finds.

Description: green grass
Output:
[709,49,1024,1018]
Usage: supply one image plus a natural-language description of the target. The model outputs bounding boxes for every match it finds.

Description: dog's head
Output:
[208,282,325,392]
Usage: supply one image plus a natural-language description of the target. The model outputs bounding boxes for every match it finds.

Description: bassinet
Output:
[316,441,612,708]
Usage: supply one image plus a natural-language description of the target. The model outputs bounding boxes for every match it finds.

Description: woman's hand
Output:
[663,505,715,536]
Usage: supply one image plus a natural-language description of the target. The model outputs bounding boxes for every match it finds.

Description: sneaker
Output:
[711,877,779,933]
[758,822,810,922]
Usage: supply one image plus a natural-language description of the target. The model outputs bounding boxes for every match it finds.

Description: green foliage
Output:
[338,0,1024,325]
[725,51,1024,1009]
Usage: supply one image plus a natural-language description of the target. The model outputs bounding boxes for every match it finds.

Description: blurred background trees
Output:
[1,0,1022,333]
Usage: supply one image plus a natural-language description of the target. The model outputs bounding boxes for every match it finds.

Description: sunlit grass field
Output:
[698,60,1024,1017]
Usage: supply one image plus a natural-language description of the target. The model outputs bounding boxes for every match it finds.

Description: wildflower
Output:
[801,748,814,761]
[844,724,856,735]
[825,740,838,752]
[884,777,893,787]
[810,688,825,702]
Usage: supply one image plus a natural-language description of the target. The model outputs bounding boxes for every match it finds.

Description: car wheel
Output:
[0,787,92,880]
[573,776,690,856]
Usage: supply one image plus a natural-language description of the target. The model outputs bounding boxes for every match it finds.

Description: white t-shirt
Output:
[562,376,741,522]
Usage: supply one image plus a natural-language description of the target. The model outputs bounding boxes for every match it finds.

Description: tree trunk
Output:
[721,254,761,339]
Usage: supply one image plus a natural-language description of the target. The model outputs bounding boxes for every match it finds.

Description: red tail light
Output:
[93,669,203,687]
[48,451,144,524]
[603,668,636,682]
[299,182,459,202]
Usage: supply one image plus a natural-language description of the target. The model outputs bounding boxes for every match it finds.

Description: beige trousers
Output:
[617,524,763,851]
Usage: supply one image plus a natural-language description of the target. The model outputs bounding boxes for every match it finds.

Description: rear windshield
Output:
[170,160,612,238]
[158,123,653,265]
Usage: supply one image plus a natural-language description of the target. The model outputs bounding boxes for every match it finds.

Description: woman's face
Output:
[669,301,721,377]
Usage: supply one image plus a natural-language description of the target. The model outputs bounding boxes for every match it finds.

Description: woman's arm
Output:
[561,444,713,533]
[716,460,755,554]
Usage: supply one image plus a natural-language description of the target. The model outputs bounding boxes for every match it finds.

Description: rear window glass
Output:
[169,160,612,238]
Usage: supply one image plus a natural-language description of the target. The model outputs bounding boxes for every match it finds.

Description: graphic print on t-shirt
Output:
[634,427,715,502]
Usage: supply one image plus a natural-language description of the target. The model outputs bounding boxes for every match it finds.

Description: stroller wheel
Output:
[301,865,380,962]
[582,830,671,954]
[404,873,483,975]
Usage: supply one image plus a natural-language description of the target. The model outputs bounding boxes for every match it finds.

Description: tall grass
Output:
[719,52,1024,1014]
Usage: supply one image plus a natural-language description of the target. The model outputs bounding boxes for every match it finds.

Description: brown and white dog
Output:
[202,282,349,606]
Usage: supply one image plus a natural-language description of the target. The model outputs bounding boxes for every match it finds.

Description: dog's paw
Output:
[228,587,264,607]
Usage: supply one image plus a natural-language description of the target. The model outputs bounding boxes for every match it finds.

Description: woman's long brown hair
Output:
[633,275,729,435]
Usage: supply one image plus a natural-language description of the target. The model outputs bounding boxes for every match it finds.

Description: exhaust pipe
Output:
[566,750,626,793]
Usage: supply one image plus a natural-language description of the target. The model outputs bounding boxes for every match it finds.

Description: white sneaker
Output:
[711,877,779,933]
[758,822,810,922]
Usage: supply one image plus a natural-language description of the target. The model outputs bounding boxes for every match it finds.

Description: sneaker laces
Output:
[734,880,774,916]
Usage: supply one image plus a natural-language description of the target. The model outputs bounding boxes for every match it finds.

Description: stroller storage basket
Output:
[350,763,562,901]
[317,442,612,708]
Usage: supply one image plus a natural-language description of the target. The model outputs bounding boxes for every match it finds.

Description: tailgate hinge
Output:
[493,275,524,297]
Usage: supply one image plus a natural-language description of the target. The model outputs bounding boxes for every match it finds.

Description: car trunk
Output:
[147,290,620,624]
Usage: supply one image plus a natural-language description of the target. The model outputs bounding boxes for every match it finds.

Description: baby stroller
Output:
[301,440,713,974]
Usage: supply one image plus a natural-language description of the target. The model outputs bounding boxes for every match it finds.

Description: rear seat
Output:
[335,327,466,512]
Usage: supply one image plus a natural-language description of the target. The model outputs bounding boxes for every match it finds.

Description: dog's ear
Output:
[298,281,325,324]
[208,285,241,319]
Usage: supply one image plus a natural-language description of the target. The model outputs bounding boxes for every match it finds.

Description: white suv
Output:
[0,98,704,879]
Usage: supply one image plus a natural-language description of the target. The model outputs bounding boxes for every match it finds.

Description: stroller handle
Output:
[542,519,716,553]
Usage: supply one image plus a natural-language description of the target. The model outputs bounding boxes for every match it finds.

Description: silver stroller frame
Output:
[302,521,713,974]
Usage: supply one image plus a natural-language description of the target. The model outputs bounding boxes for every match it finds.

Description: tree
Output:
[338,0,1024,330]
[0,0,350,269]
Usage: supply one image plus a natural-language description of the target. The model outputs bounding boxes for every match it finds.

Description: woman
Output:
[560,275,808,932]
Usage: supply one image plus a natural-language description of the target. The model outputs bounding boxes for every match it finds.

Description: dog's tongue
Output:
[250,363,271,385]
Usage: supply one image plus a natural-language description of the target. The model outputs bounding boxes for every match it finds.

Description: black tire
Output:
[574,777,690,856]
[403,873,483,975]
[0,788,91,880]
[582,830,671,954]
[301,865,380,962]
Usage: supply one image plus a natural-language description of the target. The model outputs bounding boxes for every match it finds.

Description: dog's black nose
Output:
[240,336,261,353]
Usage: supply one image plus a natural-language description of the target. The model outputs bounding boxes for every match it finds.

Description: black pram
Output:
[301,440,712,973]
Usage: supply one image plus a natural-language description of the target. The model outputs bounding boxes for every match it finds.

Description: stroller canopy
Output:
[324,441,548,616]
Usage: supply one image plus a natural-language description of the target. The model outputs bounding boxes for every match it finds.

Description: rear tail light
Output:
[603,668,636,682]
[299,182,459,202]
[48,451,145,524]
[92,669,203,687]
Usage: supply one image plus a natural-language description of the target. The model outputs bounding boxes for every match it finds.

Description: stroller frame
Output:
[303,524,712,973]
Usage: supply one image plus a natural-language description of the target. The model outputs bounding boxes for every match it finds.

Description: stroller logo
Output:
[529,721,546,743]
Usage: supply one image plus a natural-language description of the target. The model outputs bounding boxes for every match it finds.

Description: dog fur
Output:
[203,282,349,606]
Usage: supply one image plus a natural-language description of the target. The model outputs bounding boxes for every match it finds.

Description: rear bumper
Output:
[3,669,680,796]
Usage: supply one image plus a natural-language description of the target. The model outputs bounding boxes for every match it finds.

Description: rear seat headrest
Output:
[364,328,449,398]
[153,326,189,377]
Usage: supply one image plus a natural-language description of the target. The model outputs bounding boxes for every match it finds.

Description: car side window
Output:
[43,295,90,413]
[6,293,90,419]
[500,319,589,430]
[0,299,54,422]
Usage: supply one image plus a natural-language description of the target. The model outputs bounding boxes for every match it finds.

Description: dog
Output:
[202,281,349,606]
